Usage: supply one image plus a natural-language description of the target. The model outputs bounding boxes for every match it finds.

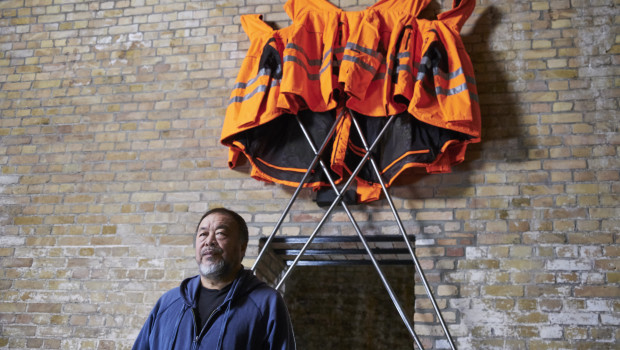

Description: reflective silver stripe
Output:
[345,42,383,61]
[435,82,467,96]
[395,64,412,74]
[228,80,280,105]
[322,47,333,62]
[285,42,322,66]
[420,78,481,101]
[418,65,460,81]
[232,67,274,90]
[283,55,321,80]
[415,56,432,81]
[320,56,333,75]
[396,52,411,60]
[342,54,377,75]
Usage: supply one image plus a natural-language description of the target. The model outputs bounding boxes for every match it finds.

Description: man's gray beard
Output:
[198,259,229,280]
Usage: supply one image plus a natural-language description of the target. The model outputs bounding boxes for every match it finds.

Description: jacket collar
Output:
[179,267,264,308]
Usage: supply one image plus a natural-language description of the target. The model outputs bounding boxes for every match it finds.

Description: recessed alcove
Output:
[257,236,418,350]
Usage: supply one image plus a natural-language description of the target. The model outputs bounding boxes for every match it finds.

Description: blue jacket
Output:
[132,269,296,350]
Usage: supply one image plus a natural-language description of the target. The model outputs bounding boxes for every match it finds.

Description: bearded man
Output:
[133,208,296,350]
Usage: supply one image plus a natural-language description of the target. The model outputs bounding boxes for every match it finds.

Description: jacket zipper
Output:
[192,305,223,345]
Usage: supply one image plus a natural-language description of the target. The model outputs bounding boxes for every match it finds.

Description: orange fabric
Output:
[221,0,481,204]
[343,9,411,117]
[409,0,480,137]
[222,15,289,147]
[278,9,341,114]
[221,15,336,190]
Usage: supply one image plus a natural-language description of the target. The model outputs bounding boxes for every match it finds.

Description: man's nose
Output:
[205,232,217,246]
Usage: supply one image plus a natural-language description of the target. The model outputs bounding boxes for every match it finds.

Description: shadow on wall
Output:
[462,5,524,164]
[391,4,515,200]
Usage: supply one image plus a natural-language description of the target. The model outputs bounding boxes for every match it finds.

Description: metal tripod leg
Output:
[275,113,397,291]
[251,109,346,272]
[350,115,456,350]
[291,113,425,349]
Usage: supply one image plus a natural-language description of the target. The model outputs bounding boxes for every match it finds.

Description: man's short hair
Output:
[195,208,249,245]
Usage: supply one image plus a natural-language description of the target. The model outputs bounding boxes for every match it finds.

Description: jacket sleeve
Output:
[132,305,156,350]
[265,292,297,350]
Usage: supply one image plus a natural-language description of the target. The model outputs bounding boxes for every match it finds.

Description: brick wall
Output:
[0,0,618,349]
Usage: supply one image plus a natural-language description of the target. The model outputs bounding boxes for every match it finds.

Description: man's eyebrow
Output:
[198,223,231,231]
[214,224,231,231]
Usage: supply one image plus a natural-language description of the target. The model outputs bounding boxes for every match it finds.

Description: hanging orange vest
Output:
[331,0,481,202]
[221,15,338,190]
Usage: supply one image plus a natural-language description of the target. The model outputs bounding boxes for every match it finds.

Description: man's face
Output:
[195,212,247,281]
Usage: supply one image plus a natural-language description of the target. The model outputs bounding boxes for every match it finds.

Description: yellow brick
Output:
[79,248,95,256]
[477,186,519,196]
[129,84,143,92]
[2,82,32,90]
[484,285,524,297]
[566,184,601,194]
[522,49,557,59]
[589,208,619,219]
[552,102,573,112]
[572,123,594,133]
[531,1,549,10]
[574,286,618,297]
[478,233,521,245]
[540,69,578,79]
[102,225,117,234]
[516,312,549,323]
[59,22,73,30]
[520,91,557,102]
[105,152,137,161]
[547,59,567,68]
[131,193,164,202]
[415,211,453,221]
[532,40,551,49]
[155,121,170,130]
[32,80,61,89]
[540,113,583,124]
[543,159,587,170]
[13,216,44,225]
[486,221,507,232]
[551,19,571,28]
[501,259,545,270]
[437,285,458,296]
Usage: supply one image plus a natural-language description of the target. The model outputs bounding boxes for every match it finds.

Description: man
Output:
[133,208,296,350]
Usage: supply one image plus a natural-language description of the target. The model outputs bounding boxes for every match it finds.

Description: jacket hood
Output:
[179,268,265,308]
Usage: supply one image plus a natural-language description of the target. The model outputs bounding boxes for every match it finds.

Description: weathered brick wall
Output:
[0,0,618,349]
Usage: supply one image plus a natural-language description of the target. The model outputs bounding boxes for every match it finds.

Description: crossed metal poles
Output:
[251,108,456,350]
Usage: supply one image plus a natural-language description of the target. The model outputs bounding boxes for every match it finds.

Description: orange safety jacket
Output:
[278,8,342,114]
[222,14,339,190]
[330,0,481,202]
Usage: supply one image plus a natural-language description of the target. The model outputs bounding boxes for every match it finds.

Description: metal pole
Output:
[294,114,425,349]
[251,110,346,272]
[275,113,397,290]
[350,115,456,350]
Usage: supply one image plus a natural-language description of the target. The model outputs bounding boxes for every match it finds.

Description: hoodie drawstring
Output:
[215,276,242,350]
[170,305,188,349]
